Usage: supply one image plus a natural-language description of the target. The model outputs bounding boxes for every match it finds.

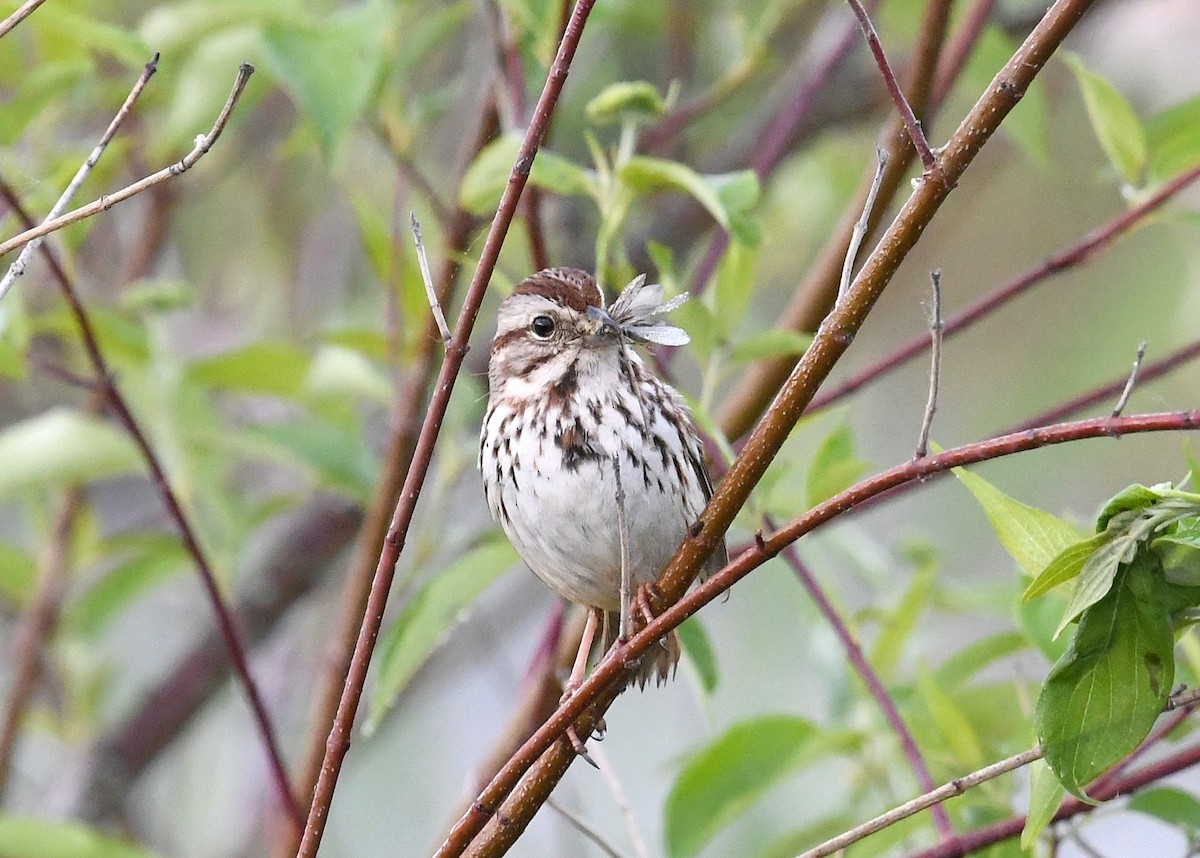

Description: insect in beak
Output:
[584,305,620,338]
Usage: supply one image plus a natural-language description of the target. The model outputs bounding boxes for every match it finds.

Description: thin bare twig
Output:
[411,212,452,344]
[799,747,1045,858]
[613,453,631,642]
[915,269,943,458]
[0,64,254,260]
[807,159,1200,416]
[838,147,889,304]
[846,0,938,172]
[1111,340,1147,418]
[546,798,626,858]
[0,0,46,39]
[1004,338,1200,434]
[296,4,599,854]
[590,745,652,858]
[0,54,159,300]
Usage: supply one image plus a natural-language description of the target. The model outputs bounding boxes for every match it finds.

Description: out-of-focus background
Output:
[1,0,1199,855]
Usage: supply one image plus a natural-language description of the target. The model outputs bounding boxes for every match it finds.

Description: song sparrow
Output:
[480,267,727,689]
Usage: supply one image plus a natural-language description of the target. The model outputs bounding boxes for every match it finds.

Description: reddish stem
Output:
[847,0,938,172]
[295,3,599,854]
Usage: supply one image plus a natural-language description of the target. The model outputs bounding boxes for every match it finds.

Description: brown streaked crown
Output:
[511,267,603,313]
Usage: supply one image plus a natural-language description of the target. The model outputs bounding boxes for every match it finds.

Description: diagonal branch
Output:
[295,3,599,854]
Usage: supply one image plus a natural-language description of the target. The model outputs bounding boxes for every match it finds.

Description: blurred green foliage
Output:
[1,1,1200,856]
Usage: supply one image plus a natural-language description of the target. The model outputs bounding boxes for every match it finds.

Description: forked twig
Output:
[915,269,943,458]
[0,72,298,830]
[0,64,254,260]
[0,54,159,300]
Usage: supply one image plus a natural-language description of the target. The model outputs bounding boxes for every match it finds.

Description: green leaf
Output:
[619,157,730,229]
[1023,532,1112,602]
[1128,786,1200,834]
[713,239,755,339]
[1055,518,1144,638]
[1035,556,1174,801]
[0,409,141,498]
[1146,94,1200,183]
[677,616,718,694]
[367,537,517,732]
[459,134,597,214]
[585,81,667,125]
[0,815,160,858]
[235,420,376,501]
[1017,588,1073,664]
[304,345,392,406]
[260,2,390,157]
[187,342,311,399]
[709,171,762,244]
[0,541,36,607]
[1096,483,1166,531]
[917,668,984,767]
[1022,757,1067,848]
[954,467,1079,576]
[664,715,819,858]
[870,550,936,679]
[32,5,151,67]
[670,294,717,362]
[1064,53,1148,186]
[728,329,812,363]
[933,631,1027,689]
[65,537,189,637]
[806,421,870,509]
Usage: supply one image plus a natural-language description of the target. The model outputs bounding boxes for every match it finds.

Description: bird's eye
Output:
[530,315,555,339]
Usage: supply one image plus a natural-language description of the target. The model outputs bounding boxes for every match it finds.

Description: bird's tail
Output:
[601,611,681,690]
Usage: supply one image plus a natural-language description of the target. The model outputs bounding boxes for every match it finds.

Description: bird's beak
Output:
[584,305,619,338]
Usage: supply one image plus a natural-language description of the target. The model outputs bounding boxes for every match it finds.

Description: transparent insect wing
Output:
[610,274,663,323]
[624,322,691,346]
